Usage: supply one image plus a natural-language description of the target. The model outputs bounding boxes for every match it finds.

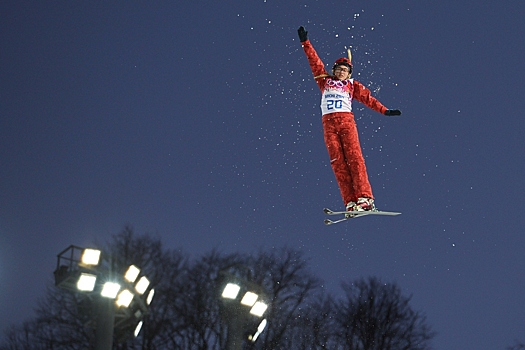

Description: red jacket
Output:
[301,40,387,116]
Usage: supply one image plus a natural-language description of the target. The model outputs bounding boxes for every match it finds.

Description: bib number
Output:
[327,100,343,110]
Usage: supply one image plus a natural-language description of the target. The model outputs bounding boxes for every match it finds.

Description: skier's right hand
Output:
[298,26,308,42]
[384,109,402,116]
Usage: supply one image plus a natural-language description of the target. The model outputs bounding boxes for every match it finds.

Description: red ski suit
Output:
[301,40,388,205]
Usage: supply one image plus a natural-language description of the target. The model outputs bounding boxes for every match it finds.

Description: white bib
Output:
[320,78,353,115]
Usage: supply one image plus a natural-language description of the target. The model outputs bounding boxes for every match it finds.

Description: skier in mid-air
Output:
[297,26,401,214]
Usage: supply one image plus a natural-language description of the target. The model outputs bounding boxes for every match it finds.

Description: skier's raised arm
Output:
[298,26,329,90]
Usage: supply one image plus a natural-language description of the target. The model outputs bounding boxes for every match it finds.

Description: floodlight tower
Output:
[219,275,269,350]
[54,245,155,350]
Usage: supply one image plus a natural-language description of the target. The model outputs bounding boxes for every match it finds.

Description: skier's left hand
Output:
[298,26,308,42]
[384,109,402,116]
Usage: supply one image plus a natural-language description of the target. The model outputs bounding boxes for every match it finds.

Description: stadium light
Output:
[146,289,155,305]
[116,289,134,307]
[124,265,140,283]
[240,291,258,307]
[77,273,97,292]
[222,283,241,299]
[134,321,143,337]
[219,273,270,350]
[54,245,155,348]
[250,301,268,317]
[101,282,121,299]
[135,276,150,295]
[249,319,267,342]
[81,249,101,266]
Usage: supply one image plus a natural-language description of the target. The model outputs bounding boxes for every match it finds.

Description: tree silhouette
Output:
[333,276,435,350]
[0,229,435,349]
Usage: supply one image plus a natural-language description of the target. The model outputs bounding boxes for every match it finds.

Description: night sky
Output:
[1,1,524,349]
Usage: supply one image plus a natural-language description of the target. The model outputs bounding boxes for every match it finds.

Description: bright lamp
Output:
[221,283,241,299]
[134,321,143,337]
[135,276,150,295]
[77,273,97,292]
[116,289,134,307]
[146,289,155,305]
[100,282,120,299]
[240,291,258,306]
[250,301,268,317]
[124,265,140,283]
[81,249,101,266]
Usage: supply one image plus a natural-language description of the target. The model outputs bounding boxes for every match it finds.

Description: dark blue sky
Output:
[1,1,524,348]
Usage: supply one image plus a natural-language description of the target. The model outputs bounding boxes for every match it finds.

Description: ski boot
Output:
[354,197,376,212]
[345,201,357,218]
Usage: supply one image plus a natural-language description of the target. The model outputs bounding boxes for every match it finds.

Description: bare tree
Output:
[150,247,324,350]
[112,228,190,349]
[0,284,103,349]
[154,249,236,350]
[279,294,339,350]
[244,248,323,350]
[333,276,435,350]
[1,321,48,350]
[1,230,434,350]
[0,228,188,350]
[1,229,323,350]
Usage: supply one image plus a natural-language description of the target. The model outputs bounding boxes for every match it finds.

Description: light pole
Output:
[219,275,269,350]
[54,245,155,349]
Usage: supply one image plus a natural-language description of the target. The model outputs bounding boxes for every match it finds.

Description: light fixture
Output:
[116,289,134,307]
[135,276,150,295]
[77,273,97,292]
[55,245,154,347]
[146,289,155,305]
[134,321,143,337]
[250,319,267,342]
[124,265,140,283]
[221,283,241,299]
[81,249,101,266]
[218,274,270,347]
[100,282,121,299]
[249,301,268,317]
[240,291,258,306]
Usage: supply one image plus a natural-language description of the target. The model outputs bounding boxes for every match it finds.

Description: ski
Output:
[323,207,401,225]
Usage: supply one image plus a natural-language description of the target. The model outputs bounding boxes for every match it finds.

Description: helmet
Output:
[332,57,353,75]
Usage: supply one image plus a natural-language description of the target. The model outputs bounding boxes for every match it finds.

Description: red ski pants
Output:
[322,112,373,205]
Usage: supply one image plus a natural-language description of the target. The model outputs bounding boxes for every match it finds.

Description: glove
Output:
[298,26,308,42]
[384,109,402,116]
